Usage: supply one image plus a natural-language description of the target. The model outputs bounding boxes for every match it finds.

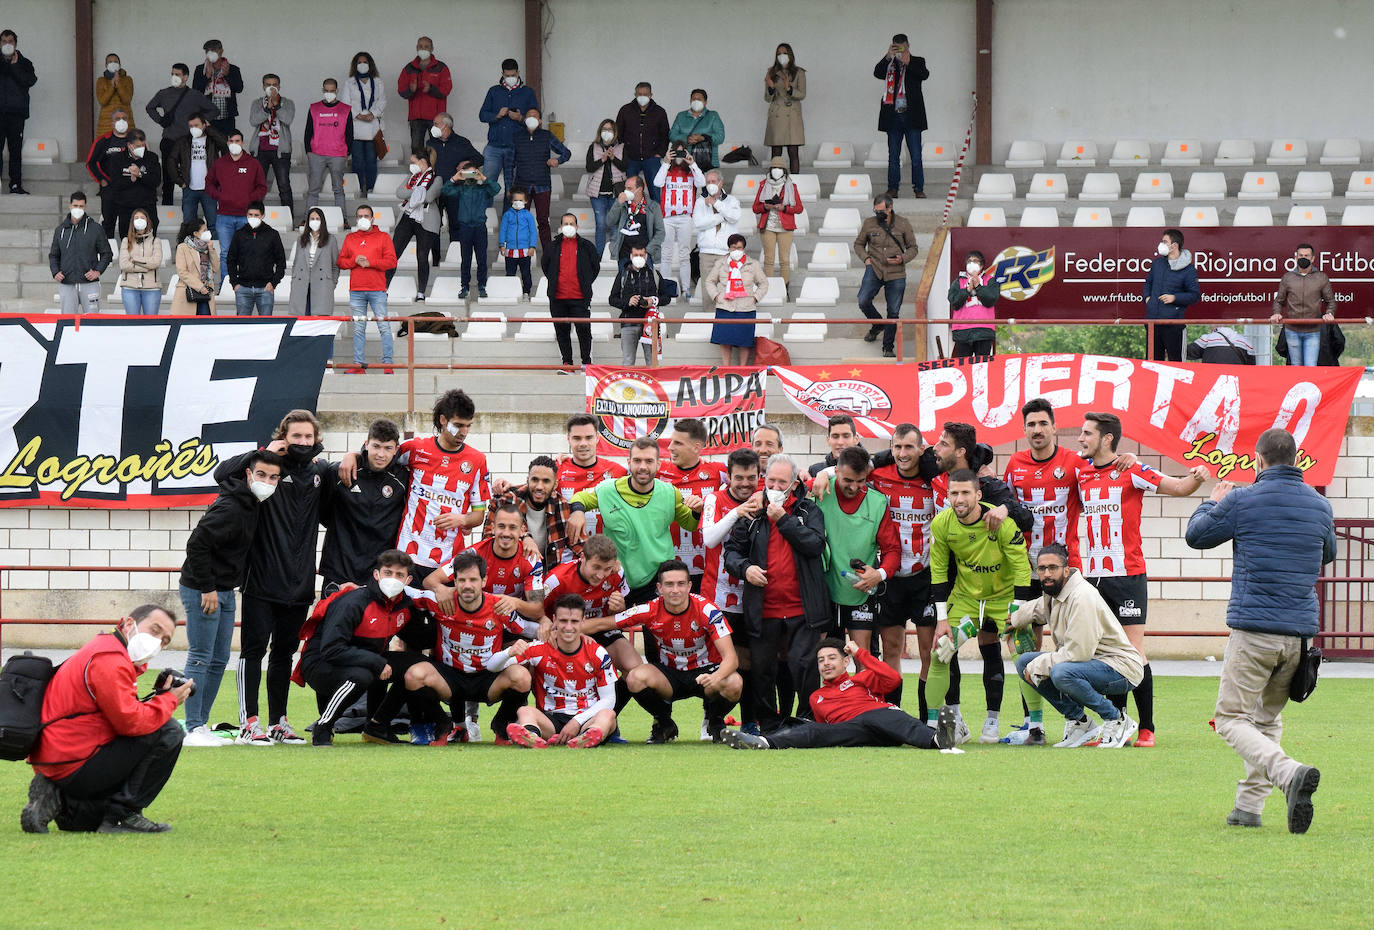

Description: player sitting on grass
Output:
[720,639,957,750]
[507,594,618,748]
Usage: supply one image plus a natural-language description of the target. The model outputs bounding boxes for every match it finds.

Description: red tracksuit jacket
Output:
[808,648,901,723]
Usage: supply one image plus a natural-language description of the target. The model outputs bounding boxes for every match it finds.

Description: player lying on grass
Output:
[720,639,957,750]
[506,594,618,748]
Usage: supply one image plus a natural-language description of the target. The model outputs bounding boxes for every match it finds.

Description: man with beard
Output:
[484,455,570,567]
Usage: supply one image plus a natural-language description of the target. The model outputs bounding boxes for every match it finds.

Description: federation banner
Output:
[948,227,1374,319]
[0,316,339,508]
[773,356,1360,485]
[584,366,768,457]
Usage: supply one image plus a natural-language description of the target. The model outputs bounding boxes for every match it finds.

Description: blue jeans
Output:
[625,156,663,202]
[349,289,392,365]
[179,583,237,731]
[350,138,378,195]
[120,288,161,315]
[856,265,907,351]
[1016,652,1132,721]
[182,188,217,226]
[590,194,613,256]
[456,223,489,288]
[482,143,515,202]
[1284,327,1321,366]
[215,214,248,284]
[887,124,924,194]
[235,284,275,315]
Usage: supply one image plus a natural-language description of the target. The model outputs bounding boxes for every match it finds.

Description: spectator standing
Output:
[430,112,482,260]
[875,33,930,199]
[344,52,387,199]
[84,108,131,238]
[170,218,218,315]
[512,106,571,253]
[338,204,397,374]
[1188,326,1256,364]
[398,36,451,157]
[948,249,999,357]
[583,119,625,257]
[192,39,243,137]
[388,148,441,300]
[450,166,500,300]
[498,187,538,299]
[542,213,601,368]
[49,192,111,314]
[288,207,341,316]
[117,208,163,315]
[854,193,919,357]
[205,130,267,283]
[764,44,805,174]
[304,79,352,219]
[96,53,133,137]
[615,83,670,202]
[693,168,741,291]
[105,130,160,239]
[247,74,295,223]
[0,28,36,194]
[752,157,802,296]
[653,143,706,300]
[146,64,216,205]
[607,176,664,271]
[704,233,767,366]
[479,57,538,202]
[1143,227,1200,362]
[670,89,725,172]
[610,244,671,366]
[1270,242,1335,367]
[226,201,286,316]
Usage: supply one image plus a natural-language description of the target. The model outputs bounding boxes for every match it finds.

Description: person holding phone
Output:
[875,33,930,199]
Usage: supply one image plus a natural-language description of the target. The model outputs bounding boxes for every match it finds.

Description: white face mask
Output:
[323,91,337,104]
[170,74,183,87]
[635,94,651,107]
[417,48,431,60]
[595,133,612,147]
[561,224,577,237]
[503,75,519,88]
[766,488,788,506]
[0,45,14,58]
[356,217,373,231]
[705,182,720,196]
[107,62,120,74]
[769,168,785,181]
[511,201,526,210]
[356,61,370,75]
[227,142,243,156]
[126,629,163,665]
[378,576,406,599]
[777,54,790,67]
[630,254,647,269]
[131,146,146,159]
[189,126,204,139]
[69,207,85,221]
[408,163,422,175]
[525,116,540,130]
[308,218,322,232]
[249,480,276,501]
[966,262,981,275]
[729,249,744,262]
[199,229,213,242]
[430,125,443,139]
[690,100,704,113]
[113,119,129,134]
[247,216,262,229]
[205,51,220,64]
[1157,241,1170,256]
[132,217,148,231]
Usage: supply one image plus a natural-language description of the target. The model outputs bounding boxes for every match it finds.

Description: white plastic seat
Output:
[1184,172,1227,200]
[442,241,463,264]
[590,309,614,340]
[157,239,173,266]
[792,205,810,235]
[570,205,594,231]
[1077,172,1121,201]
[1231,206,1274,227]
[162,274,180,303]
[386,274,417,303]
[1072,207,1113,227]
[370,174,406,199]
[1319,138,1361,166]
[1025,173,1067,201]
[530,277,550,307]
[486,206,498,233]
[1345,171,1374,199]
[754,314,775,340]
[273,277,292,302]
[922,140,955,167]
[806,242,850,272]
[1019,207,1060,227]
[427,278,465,305]
[1056,140,1099,167]
[1214,139,1255,166]
[549,176,564,200]
[829,174,873,202]
[1291,171,1334,200]
[1266,139,1308,166]
[1286,205,1327,226]
[1125,206,1166,227]
[817,207,862,237]
[590,277,614,304]
[1237,172,1279,200]
[1178,206,1219,227]
[783,311,828,343]
[730,174,765,201]
[599,244,618,272]
[513,309,556,342]
[791,174,821,202]
[21,138,58,164]
[479,277,523,305]
[1004,140,1046,168]
[795,277,839,307]
[675,311,715,342]
[159,206,181,230]
[1131,172,1174,201]
[1107,139,1152,166]
[1341,205,1374,226]
[972,173,1016,202]
[1161,139,1202,166]
[394,240,418,269]
[753,275,786,307]
[319,206,345,231]
[462,312,507,341]
[813,142,854,167]
[262,206,294,232]
[371,206,396,231]
[967,207,1007,227]
[863,139,899,168]
[333,278,350,304]
[755,242,797,270]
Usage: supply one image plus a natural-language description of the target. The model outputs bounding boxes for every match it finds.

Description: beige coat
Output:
[705,256,769,312]
[118,234,163,290]
[171,242,220,314]
[763,67,806,146]
[1014,569,1145,686]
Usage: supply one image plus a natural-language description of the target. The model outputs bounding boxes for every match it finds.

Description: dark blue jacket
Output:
[479,83,539,148]
[1185,464,1336,637]
[511,128,570,193]
[1143,250,1201,320]
[431,131,482,183]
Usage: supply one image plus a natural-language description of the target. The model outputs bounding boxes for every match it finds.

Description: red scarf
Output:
[405,168,435,191]
[726,255,747,298]
[883,58,905,106]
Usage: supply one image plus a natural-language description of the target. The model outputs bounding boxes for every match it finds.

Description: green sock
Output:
[925,659,950,723]
[1017,675,1043,724]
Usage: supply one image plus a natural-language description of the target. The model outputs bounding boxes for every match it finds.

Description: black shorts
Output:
[656,661,718,702]
[435,665,501,703]
[1088,573,1148,626]
[879,571,932,628]
[838,601,879,633]
[625,581,658,608]
[590,628,627,648]
[690,573,703,595]
[410,563,440,586]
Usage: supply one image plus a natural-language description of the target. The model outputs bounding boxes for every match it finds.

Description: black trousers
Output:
[99,187,119,239]
[53,719,183,830]
[159,135,178,202]
[1151,322,1185,361]
[766,708,936,749]
[749,614,822,732]
[239,594,308,724]
[551,297,593,365]
[0,112,25,185]
[257,150,295,219]
[114,201,159,241]
[306,663,379,725]
[389,215,437,292]
[953,337,994,358]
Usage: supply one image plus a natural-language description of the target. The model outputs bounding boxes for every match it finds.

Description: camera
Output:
[459,168,477,180]
[155,669,196,696]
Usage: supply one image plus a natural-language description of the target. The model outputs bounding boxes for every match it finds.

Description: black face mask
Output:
[288,442,322,462]
[1296,257,1312,270]
[874,210,889,223]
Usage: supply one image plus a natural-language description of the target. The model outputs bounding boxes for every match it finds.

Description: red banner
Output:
[584,366,768,457]
[948,227,1374,320]
[773,356,1361,484]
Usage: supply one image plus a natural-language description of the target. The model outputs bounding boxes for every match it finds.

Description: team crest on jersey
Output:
[1110,470,1120,480]
[583,662,594,673]
[381,485,393,497]
[313,474,321,487]
[690,620,700,631]
[485,620,495,630]
[461,461,472,474]
[1053,467,1065,479]
[697,470,708,480]
[589,370,673,451]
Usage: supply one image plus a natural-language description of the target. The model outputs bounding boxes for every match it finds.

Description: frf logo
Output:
[992,246,1056,300]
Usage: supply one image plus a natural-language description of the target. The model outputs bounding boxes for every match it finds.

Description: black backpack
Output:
[0,653,84,761]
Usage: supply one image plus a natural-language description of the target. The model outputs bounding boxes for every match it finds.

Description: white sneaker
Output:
[183,725,227,747]
[1097,713,1138,749]
[699,719,712,741]
[269,719,307,745]
[980,719,1001,744]
[953,715,972,745]
[465,717,481,743]
[1055,718,1102,748]
[236,718,274,746]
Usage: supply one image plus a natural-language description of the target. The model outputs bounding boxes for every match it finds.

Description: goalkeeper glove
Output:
[935,615,977,662]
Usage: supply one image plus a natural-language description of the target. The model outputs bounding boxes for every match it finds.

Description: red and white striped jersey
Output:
[445,536,543,600]
[414,591,527,673]
[1004,446,1084,566]
[700,488,750,612]
[395,437,491,568]
[659,167,699,217]
[542,560,629,619]
[520,637,617,716]
[867,463,937,575]
[614,594,731,672]
[658,459,727,573]
[557,457,626,547]
[1076,460,1163,578]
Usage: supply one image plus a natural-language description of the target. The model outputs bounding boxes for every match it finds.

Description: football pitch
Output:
[2,673,1369,930]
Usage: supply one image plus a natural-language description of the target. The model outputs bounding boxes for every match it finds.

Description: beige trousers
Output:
[1213,628,1304,814]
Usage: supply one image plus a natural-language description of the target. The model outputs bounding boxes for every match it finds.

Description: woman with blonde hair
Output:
[118,207,163,315]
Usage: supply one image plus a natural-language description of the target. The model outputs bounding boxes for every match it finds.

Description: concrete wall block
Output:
[150,550,182,569]
[70,549,112,567]
[1159,538,1198,560]
[1140,517,1178,539]
[1202,581,1233,601]
[68,511,110,529]
[49,529,89,550]
[30,550,71,566]
[1160,580,1202,600]
[88,572,130,590]
[490,433,531,453]
[0,511,29,528]
[1321,478,1346,499]
[8,571,48,588]
[50,571,90,590]
[108,511,150,529]
[9,529,49,549]
[1333,456,1368,479]
[129,530,170,551]
[169,530,191,551]
[1148,557,1182,578]
[148,510,190,530]
[129,571,173,590]
[27,510,69,529]
[1342,436,1374,457]
[1342,477,1374,499]
[90,529,131,550]
[1158,496,1208,518]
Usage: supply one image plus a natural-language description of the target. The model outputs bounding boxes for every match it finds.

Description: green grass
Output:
[2,674,1370,929]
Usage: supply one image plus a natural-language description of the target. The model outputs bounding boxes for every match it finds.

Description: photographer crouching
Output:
[22,605,193,834]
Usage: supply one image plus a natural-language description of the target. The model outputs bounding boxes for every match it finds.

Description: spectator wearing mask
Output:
[344,52,387,199]
[146,63,216,205]
[49,192,112,314]
[607,175,664,271]
[541,213,601,368]
[693,168,741,296]
[875,33,930,199]
[705,233,768,366]
[96,53,133,138]
[450,165,500,300]
[106,130,160,239]
[610,244,671,367]
[584,119,626,257]
[226,200,287,316]
[288,207,341,316]
[615,82,670,202]
[170,218,219,315]
[398,36,452,157]
[0,29,37,194]
[512,106,571,253]
[168,113,226,225]
[948,249,999,357]
[854,193,919,358]
[192,39,243,137]
[117,207,163,315]
[1188,326,1256,365]
[205,129,267,283]
[764,44,806,174]
[304,79,352,220]
[248,74,295,223]
[1270,242,1335,367]
[84,107,132,238]
[430,112,482,262]
[479,57,538,202]
[1143,227,1200,362]
[653,142,706,300]
[753,157,802,295]
[338,203,397,374]
[498,187,538,298]
[670,88,725,171]
[387,148,441,300]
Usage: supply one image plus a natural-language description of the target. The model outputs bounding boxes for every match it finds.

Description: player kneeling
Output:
[507,594,618,748]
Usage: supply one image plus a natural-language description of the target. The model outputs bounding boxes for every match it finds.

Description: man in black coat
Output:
[541,213,601,368]
[320,418,410,593]
[0,29,37,194]
[226,200,286,315]
[875,33,930,199]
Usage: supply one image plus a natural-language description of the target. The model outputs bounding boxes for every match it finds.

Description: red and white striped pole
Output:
[941,93,979,228]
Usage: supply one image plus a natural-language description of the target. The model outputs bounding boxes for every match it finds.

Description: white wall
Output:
[4,1,76,160]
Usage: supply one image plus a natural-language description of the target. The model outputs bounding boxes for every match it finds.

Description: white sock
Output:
[986,710,1000,724]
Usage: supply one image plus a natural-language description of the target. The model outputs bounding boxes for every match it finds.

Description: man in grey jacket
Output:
[248,74,295,223]
[1186,428,1335,833]
[49,191,113,314]
[145,62,217,204]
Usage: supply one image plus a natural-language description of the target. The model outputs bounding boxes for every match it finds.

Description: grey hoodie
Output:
[49,214,113,279]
